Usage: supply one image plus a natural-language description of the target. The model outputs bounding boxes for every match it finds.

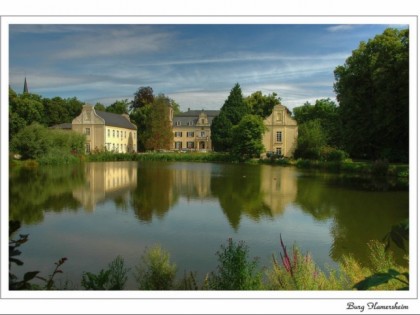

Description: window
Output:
[176,121,181,126]
[117,130,119,137]
[276,131,282,143]
[175,141,182,149]
[276,147,282,156]
[86,143,91,153]
[112,143,115,151]
[188,121,193,126]
[187,141,194,149]
[113,130,115,137]
[175,132,183,137]
[107,143,110,151]
[107,129,110,137]
[125,131,127,138]
[187,131,194,137]
[201,119,205,124]
[85,128,90,135]
[200,131,206,137]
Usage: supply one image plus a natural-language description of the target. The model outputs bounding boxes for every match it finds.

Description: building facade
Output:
[262,104,298,157]
[72,105,137,153]
[172,109,220,151]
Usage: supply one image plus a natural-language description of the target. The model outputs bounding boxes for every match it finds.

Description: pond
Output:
[9,161,408,290]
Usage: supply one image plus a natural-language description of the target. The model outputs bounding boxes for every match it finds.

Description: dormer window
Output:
[176,121,181,126]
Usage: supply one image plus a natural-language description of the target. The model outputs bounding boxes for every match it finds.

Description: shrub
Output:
[134,245,177,290]
[371,159,389,176]
[81,256,129,290]
[205,238,262,290]
[266,235,350,290]
[320,146,348,162]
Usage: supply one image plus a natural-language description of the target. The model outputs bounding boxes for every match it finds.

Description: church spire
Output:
[23,77,29,93]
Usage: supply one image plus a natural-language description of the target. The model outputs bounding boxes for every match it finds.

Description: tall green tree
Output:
[144,94,174,151]
[244,91,281,119]
[211,83,249,151]
[131,86,154,110]
[334,28,409,162]
[231,115,266,160]
[293,120,327,160]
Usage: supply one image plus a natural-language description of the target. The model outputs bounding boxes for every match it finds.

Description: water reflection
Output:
[294,172,409,265]
[9,161,408,270]
[9,166,85,224]
[72,162,137,211]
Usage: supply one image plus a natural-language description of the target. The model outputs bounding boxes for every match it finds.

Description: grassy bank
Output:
[86,151,236,163]
[294,159,409,178]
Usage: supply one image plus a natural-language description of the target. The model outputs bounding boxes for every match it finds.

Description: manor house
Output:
[72,105,137,153]
[171,104,298,158]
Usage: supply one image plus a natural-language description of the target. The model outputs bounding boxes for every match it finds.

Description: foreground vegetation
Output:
[10,221,408,291]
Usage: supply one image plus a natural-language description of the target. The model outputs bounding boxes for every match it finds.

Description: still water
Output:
[9,161,408,289]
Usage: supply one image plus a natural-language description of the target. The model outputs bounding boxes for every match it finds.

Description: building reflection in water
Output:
[72,161,138,211]
[71,161,298,223]
[259,165,297,216]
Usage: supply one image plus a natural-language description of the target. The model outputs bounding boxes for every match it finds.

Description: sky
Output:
[9,23,405,112]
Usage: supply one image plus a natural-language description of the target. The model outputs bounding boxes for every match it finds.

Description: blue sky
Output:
[9,24,403,111]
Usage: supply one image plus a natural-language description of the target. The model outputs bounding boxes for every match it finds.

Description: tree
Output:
[106,99,129,114]
[43,97,69,126]
[293,98,342,148]
[244,91,281,119]
[144,95,174,151]
[231,115,266,160]
[210,113,233,152]
[131,86,154,110]
[94,102,106,112]
[211,83,250,151]
[294,120,327,160]
[334,28,409,162]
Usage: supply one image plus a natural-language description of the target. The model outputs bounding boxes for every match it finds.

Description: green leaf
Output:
[23,271,40,282]
[10,258,24,266]
[353,272,395,290]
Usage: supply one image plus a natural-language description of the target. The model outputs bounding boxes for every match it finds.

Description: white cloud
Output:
[326,25,357,32]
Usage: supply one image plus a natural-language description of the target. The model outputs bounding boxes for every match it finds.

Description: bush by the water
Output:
[10,123,85,164]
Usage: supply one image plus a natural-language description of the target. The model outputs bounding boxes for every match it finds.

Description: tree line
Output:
[292,27,408,163]
[9,27,408,164]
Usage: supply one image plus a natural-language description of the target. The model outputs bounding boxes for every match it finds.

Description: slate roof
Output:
[95,110,137,130]
[51,122,72,130]
[173,109,220,127]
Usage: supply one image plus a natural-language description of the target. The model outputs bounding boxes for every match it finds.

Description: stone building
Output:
[172,109,220,151]
[72,105,137,153]
[262,104,298,158]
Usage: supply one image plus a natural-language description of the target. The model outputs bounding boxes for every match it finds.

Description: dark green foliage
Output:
[383,219,409,252]
[244,91,281,119]
[210,113,233,151]
[293,99,342,149]
[10,123,51,160]
[231,115,266,160]
[211,83,250,152]
[370,159,389,176]
[131,86,154,110]
[294,120,327,160]
[319,146,348,162]
[81,256,129,290]
[10,123,85,163]
[334,28,409,162]
[206,238,262,290]
[353,269,408,290]
[105,99,130,114]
